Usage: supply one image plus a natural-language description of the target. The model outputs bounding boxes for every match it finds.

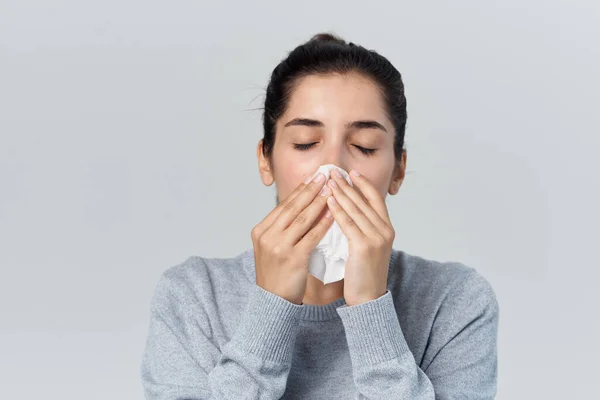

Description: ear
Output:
[388,149,407,195]
[257,139,275,186]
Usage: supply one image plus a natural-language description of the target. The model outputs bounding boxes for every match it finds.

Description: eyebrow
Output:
[283,118,388,133]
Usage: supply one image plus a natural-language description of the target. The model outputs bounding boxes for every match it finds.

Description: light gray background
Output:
[1,0,598,398]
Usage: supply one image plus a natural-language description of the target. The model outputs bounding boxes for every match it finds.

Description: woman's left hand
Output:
[326,169,395,306]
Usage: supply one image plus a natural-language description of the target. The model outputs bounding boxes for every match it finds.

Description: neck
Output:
[302,275,344,305]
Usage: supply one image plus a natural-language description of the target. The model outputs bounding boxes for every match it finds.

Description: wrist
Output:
[345,289,387,306]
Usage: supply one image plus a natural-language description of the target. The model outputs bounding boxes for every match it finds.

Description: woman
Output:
[140,33,499,399]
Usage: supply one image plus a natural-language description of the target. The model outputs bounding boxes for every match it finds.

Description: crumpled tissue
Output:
[307,164,353,284]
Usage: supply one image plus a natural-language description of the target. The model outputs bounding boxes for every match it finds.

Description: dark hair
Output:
[262,32,407,164]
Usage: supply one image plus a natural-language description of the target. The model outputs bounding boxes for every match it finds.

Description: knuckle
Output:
[272,244,283,256]
[272,244,290,257]
[282,199,296,214]
[250,226,260,241]
[375,234,387,247]
[385,227,395,241]
[257,234,269,248]
[294,212,307,226]
[344,214,355,226]
[303,229,319,242]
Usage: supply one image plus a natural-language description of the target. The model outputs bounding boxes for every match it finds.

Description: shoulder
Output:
[390,248,498,314]
[149,248,255,315]
[163,248,252,283]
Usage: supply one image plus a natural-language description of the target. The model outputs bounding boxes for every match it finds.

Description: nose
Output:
[321,144,350,175]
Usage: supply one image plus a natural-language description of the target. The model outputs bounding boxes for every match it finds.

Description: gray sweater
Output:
[140,248,498,399]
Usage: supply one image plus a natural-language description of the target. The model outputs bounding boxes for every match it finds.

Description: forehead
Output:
[283,72,388,120]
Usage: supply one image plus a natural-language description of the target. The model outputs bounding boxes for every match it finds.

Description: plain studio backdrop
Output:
[1,0,598,398]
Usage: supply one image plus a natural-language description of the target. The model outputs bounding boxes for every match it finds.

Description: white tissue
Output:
[307,164,353,284]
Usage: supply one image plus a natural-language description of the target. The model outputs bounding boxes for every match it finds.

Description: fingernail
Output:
[332,169,343,178]
[327,196,337,205]
[328,179,338,188]
[320,186,331,196]
[350,170,360,177]
[313,173,325,183]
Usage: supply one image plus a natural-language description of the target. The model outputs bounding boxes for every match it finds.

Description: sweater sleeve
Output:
[140,273,302,400]
[335,270,499,400]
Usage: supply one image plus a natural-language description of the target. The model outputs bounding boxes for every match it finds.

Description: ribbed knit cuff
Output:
[336,290,411,366]
[229,285,302,364]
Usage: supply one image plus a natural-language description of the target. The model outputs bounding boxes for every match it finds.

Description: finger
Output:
[329,170,391,234]
[327,177,380,238]
[295,203,335,254]
[270,172,327,233]
[348,170,391,222]
[326,195,364,243]
[284,184,332,245]
[253,180,309,238]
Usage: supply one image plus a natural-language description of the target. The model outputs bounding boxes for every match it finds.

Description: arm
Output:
[336,271,499,400]
[140,274,302,400]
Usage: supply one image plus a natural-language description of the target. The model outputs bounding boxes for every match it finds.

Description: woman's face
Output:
[258,72,406,205]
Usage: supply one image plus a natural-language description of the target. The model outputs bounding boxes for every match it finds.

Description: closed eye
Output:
[293,143,377,156]
[293,142,319,151]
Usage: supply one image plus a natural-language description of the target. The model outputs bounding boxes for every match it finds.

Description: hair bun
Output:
[309,32,346,45]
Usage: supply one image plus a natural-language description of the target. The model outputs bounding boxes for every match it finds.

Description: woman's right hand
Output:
[251,172,334,304]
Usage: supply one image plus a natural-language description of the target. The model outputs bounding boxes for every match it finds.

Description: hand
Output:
[326,169,395,306]
[251,172,335,304]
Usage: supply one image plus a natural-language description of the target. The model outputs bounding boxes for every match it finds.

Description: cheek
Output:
[274,152,315,185]
[273,163,312,198]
